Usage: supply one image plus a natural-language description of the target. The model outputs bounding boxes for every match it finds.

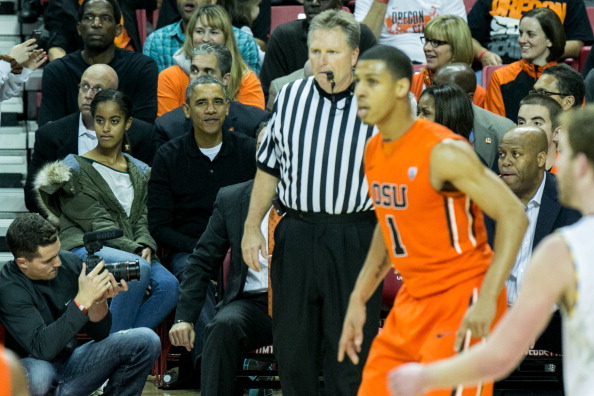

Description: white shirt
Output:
[92,161,134,216]
[353,0,467,63]
[243,208,271,293]
[506,173,546,305]
[78,113,98,155]
[199,142,222,161]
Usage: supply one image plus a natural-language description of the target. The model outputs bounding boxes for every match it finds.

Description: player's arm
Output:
[241,168,280,272]
[388,234,573,396]
[338,224,392,364]
[430,140,528,347]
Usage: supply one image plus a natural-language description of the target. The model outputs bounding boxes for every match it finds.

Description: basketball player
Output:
[337,44,528,396]
[388,107,594,396]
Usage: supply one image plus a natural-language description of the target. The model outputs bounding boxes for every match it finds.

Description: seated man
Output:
[533,64,585,110]
[170,124,274,394]
[433,63,515,171]
[25,64,155,214]
[260,0,376,102]
[153,43,268,150]
[0,213,160,395]
[486,126,580,354]
[38,0,158,125]
[517,94,563,172]
[143,0,261,73]
[468,0,592,66]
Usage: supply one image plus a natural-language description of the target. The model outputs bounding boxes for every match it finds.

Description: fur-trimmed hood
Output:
[34,156,78,226]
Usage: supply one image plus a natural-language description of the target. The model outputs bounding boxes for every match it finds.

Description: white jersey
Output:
[353,0,467,63]
[560,216,594,396]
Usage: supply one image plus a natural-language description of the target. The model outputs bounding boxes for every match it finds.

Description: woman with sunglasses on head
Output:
[410,15,486,107]
[485,8,565,122]
[157,3,264,116]
[36,89,179,333]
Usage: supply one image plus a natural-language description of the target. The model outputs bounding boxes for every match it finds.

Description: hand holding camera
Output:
[76,261,128,309]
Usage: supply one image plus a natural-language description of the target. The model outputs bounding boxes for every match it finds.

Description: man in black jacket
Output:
[0,213,160,395]
[25,63,155,214]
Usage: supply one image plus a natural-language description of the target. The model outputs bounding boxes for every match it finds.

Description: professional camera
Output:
[83,229,141,282]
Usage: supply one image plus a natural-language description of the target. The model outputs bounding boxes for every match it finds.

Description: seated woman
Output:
[410,15,486,108]
[417,82,474,141]
[157,4,264,116]
[485,8,565,122]
[35,89,179,333]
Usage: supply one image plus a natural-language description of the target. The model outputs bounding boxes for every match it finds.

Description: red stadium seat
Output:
[481,64,505,88]
[271,5,305,34]
[464,0,477,13]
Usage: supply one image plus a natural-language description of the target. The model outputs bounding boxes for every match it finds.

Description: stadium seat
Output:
[481,64,505,88]
[270,5,304,34]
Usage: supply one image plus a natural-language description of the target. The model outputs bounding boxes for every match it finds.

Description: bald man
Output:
[434,63,515,171]
[25,64,155,213]
[484,126,580,354]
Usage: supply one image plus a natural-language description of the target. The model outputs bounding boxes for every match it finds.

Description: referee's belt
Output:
[283,207,375,224]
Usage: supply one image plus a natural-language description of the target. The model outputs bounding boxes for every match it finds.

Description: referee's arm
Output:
[242,168,280,272]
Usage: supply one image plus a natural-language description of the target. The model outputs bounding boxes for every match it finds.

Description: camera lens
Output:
[104,260,141,282]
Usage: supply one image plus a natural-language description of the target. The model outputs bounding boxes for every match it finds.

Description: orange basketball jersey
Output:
[365,119,493,299]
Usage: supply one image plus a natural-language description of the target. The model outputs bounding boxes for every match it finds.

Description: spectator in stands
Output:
[353,0,467,64]
[149,75,256,280]
[42,0,152,61]
[533,64,585,110]
[169,124,274,395]
[417,82,474,140]
[145,1,260,74]
[1,39,45,126]
[35,89,179,333]
[518,94,564,173]
[469,0,592,67]
[153,43,268,150]
[485,8,565,122]
[222,0,265,65]
[260,0,376,102]
[0,213,160,395]
[25,64,155,214]
[409,15,486,107]
[0,345,29,396]
[157,4,264,116]
[485,126,580,358]
[433,63,515,171]
[267,59,313,111]
[38,0,158,126]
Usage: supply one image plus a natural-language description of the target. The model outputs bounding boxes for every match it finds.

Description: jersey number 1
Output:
[386,215,407,257]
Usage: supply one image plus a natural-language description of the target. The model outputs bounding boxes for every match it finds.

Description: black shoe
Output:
[160,366,200,390]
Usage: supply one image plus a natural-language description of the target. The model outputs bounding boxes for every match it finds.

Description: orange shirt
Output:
[157,65,265,116]
[0,345,10,396]
[411,67,486,108]
[364,119,493,298]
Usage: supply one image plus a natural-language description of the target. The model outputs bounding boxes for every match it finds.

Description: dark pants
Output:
[201,293,273,396]
[272,210,382,396]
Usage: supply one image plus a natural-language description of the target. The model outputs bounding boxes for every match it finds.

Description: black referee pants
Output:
[271,209,382,396]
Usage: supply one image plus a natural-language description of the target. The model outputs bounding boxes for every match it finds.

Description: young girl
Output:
[223,0,265,64]
[485,8,565,121]
[36,89,179,333]
[157,4,264,115]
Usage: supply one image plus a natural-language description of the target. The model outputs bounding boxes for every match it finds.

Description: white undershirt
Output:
[92,161,134,216]
[199,142,223,161]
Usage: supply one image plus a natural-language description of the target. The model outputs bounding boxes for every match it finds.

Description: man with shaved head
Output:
[434,63,515,171]
[484,125,580,354]
[25,63,155,213]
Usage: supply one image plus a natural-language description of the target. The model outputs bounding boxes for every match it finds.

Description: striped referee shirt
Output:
[257,76,377,214]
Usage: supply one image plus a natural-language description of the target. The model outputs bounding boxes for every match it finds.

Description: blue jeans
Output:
[169,252,190,281]
[21,327,160,396]
[72,246,179,332]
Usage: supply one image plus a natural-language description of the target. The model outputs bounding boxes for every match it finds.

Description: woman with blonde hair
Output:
[157,4,264,115]
[410,15,487,107]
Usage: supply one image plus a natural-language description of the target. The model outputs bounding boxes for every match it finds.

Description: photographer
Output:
[0,213,160,395]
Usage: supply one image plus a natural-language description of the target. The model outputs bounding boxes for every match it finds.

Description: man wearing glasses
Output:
[24,64,155,213]
[532,64,585,110]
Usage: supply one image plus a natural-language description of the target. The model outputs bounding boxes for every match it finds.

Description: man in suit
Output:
[169,126,273,395]
[152,43,268,151]
[434,63,515,171]
[24,64,155,214]
[486,126,580,354]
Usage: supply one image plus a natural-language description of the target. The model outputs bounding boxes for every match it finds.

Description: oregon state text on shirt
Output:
[384,7,439,34]
[370,182,409,209]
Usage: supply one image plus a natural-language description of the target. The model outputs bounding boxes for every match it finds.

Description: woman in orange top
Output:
[157,4,264,116]
[410,15,486,108]
[485,8,565,122]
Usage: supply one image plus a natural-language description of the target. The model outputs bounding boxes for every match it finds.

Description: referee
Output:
[241,9,382,396]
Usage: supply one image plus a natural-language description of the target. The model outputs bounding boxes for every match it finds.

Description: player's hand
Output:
[338,295,367,365]
[481,51,502,66]
[241,226,266,272]
[169,322,195,351]
[454,298,496,351]
[9,39,37,64]
[388,363,427,396]
[141,247,152,264]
